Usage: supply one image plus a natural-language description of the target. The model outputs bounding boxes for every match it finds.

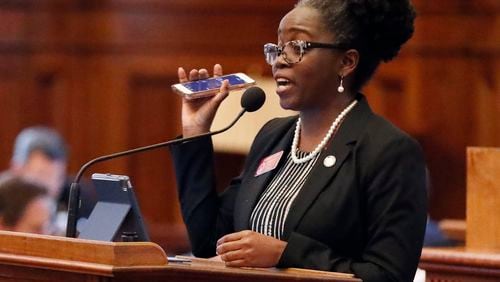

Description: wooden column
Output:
[420,147,500,281]
[466,147,500,252]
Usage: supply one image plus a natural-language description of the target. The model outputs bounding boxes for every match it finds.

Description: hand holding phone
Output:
[172,73,256,100]
[176,65,236,136]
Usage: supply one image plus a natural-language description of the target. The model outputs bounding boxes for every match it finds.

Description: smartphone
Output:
[171,73,256,100]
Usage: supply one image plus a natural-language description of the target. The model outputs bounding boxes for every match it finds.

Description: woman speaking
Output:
[170,1,427,281]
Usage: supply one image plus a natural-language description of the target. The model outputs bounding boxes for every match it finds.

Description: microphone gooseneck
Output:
[66,86,266,238]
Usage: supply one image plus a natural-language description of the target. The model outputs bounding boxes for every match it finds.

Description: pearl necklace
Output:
[291,99,358,164]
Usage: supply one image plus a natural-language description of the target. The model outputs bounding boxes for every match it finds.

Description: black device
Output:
[66,86,266,238]
[77,173,149,242]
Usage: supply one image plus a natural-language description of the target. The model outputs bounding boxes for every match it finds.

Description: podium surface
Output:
[0,231,359,282]
[420,247,500,282]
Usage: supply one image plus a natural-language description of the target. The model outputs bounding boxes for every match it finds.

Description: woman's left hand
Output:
[216,230,287,268]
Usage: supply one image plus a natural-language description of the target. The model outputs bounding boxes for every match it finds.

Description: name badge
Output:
[255,150,284,177]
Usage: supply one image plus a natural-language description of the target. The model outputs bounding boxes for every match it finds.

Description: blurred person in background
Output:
[8,126,68,201]
[2,126,97,236]
[0,126,69,234]
[0,176,54,235]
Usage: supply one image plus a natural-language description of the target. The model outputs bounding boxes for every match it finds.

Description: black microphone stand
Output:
[65,109,246,238]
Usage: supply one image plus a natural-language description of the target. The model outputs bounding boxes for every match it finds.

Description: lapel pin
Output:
[323,155,336,168]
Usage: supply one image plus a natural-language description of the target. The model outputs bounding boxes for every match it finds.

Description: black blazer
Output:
[170,95,427,282]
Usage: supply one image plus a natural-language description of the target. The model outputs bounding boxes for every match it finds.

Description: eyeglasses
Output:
[264,40,348,65]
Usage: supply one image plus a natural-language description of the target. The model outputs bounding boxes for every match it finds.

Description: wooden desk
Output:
[0,259,360,282]
[419,247,500,282]
[0,263,360,282]
[0,231,360,282]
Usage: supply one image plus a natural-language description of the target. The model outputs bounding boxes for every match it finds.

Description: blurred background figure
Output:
[0,176,54,234]
[0,126,69,235]
[424,218,456,247]
[9,126,68,201]
[423,169,457,247]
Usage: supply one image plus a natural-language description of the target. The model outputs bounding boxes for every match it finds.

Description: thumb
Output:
[212,79,230,104]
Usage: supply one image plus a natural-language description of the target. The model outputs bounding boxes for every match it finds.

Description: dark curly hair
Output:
[296,0,416,91]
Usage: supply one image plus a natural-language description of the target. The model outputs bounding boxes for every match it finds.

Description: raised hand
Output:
[178,64,229,137]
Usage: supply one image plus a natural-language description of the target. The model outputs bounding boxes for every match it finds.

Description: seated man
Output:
[0,176,54,234]
[9,126,68,200]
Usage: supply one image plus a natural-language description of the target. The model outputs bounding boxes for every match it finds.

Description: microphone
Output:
[66,86,266,238]
[240,86,266,112]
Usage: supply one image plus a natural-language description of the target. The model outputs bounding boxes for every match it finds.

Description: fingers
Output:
[188,69,199,81]
[220,249,246,263]
[216,230,247,256]
[217,239,247,266]
[213,80,229,103]
[179,64,227,103]
[216,230,254,258]
[198,68,209,79]
[216,239,242,255]
[180,64,223,82]
[217,230,247,246]
[178,67,188,83]
[213,63,223,77]
[187,68,208,81]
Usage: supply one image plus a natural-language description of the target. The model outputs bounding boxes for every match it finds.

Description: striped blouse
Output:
[249,150,320,240]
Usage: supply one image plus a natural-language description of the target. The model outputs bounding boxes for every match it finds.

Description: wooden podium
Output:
[0,231,359,282]
[419,147,500,282]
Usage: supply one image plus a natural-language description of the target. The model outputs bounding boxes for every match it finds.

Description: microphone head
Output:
[241,86,266,112]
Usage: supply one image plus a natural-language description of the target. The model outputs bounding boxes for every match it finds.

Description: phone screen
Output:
[182,74,248,92]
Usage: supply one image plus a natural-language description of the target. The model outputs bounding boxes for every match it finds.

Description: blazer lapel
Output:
[282,96,373,239]
[234,117,296,231]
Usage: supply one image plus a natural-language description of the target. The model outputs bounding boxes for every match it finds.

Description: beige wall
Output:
[212,75,295,153]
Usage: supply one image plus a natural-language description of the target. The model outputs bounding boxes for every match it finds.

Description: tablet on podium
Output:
[78,173,150,242]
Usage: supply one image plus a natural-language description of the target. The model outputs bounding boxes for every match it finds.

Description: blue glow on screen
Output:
[183,75,245,92]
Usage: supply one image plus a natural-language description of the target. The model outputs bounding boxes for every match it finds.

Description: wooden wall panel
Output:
[0,57,24,168]
[363,0,500,219]
[408,0,499,219]
[127,74,180,221]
